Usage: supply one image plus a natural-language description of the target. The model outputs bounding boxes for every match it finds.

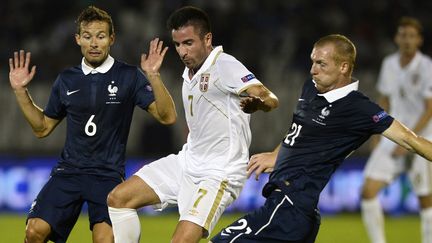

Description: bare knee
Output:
[107,186,127,208]
[362,186,378,199]
[25,218,51,243]
[107,176,160,209]
[419,195,432,209]
[361,178,386,199]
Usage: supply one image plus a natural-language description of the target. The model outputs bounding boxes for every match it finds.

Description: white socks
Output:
[421,207,432,243]
[108,207,141,243]
[361,198,386,243]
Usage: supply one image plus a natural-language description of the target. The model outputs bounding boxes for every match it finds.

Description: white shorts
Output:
[134,151,242,236]
[364,138,432,195]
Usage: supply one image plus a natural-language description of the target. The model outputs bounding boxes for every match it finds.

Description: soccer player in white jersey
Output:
[107,6,279,243]
[361,17,432,243]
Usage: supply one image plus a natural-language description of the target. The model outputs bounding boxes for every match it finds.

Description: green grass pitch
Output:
[0,213,420,242]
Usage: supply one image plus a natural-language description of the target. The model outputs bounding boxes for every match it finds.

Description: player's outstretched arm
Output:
[391,97,432,157]
[247,144,281,181]
[141,38,177,125]
[9,50,60,138]
[382,119,432,160]
[240,84,279,114]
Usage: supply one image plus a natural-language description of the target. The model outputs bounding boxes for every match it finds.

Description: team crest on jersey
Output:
[200,73,210,92]
[312,105,331,125]
[106,81,121,104]
[108,81,118,97]
[320,106,330,118]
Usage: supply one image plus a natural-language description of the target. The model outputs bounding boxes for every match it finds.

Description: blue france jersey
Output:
[44,59,155,179]
[269,79,393,210]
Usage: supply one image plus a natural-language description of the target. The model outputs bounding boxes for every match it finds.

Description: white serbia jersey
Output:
[180,46,261,181]
[377,51,432,133]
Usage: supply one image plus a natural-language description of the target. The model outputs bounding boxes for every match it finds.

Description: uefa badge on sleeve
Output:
[200,73,210,92]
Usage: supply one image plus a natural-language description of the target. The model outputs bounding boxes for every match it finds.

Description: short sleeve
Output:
[217,56,262,95]
[356,98,394,134]
[43,75,67,119]
[134,68,155,110]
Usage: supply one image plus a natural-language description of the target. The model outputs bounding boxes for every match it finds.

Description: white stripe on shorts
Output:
[254,194,294,235]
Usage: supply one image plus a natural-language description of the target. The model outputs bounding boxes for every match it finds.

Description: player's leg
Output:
[361,178,387,243]
[173,176,240,243]
[419,195,432,243]
[107,176,160,242]
[84,175,123,243]
[92,222,113,243]
[25,218,51,243]
[361,145,401,243]
[211,189,319,243]
[409,155,432,243]
[172,220,206,243]
[26,174,83,243]
[108,153,182,243]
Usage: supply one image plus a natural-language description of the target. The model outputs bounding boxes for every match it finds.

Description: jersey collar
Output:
[400,51,421,71]
[81,55,114,75]
[182,46,223,81]
[316,79,359,103]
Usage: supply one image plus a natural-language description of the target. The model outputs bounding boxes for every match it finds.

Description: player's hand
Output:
[9,50,36,91]
[240,95,264,114]
[247,152,277,181]
[141,38,168,76]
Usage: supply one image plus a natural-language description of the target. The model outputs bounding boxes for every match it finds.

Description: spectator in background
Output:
[107,6,279,243]
[361,17,432,243]
[8,6,176,243]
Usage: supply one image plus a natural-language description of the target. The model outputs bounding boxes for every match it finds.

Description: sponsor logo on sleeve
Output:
[241,74,255,83]
[372,110,388,123]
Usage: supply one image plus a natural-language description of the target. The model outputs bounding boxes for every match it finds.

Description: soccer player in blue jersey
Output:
[210,34,432,243]
[8,6,176,243]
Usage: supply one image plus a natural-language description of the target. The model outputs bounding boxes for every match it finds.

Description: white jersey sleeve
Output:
[216,55,262,95]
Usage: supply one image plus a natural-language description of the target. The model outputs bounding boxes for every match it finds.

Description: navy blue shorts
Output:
[27,174,122,243]
[211,190,320,243]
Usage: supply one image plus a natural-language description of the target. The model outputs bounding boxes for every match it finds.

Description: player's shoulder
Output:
[347,91,382,113]
[57,65,84,82]
[418,52,432,65]
[113,59,139,72]
[214,52,243,67]
[110,60,144,81]
[348,90,372,102]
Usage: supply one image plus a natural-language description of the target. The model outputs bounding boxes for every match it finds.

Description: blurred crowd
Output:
[1,0,432,157]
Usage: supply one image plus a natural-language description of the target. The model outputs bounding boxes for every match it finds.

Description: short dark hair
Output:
[398,16,423,35]
[76,6,114,35]
[314,34,357,75]
[166,6,211,37]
